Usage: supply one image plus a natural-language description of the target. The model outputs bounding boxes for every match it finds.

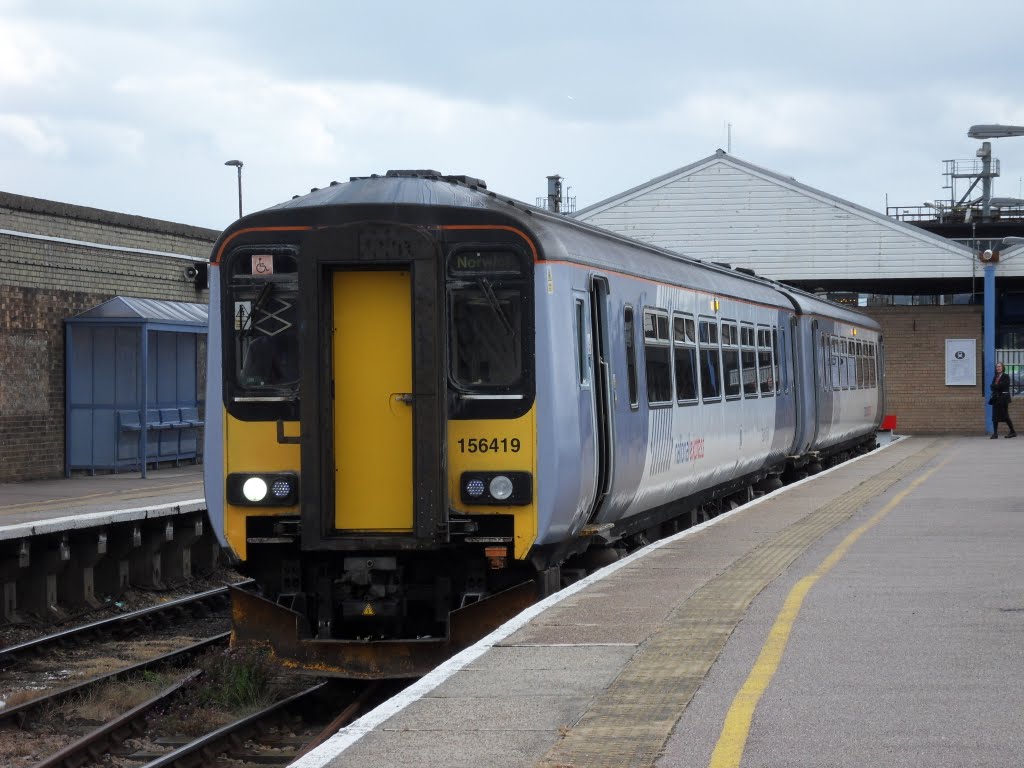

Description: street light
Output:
[224,159,244,218]
[968,125,1024,139]
[966,126,1024,433]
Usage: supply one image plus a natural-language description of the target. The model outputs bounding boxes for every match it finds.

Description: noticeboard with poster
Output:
[945,339,976,386]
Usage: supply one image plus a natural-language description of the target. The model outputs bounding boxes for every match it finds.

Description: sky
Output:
[3,0,1024,233]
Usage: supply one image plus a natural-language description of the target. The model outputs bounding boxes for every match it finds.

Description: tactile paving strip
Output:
[537,439,948,768]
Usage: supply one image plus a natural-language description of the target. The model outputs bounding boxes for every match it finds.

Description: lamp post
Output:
[224,159,244,218]
[967,126,1024,433]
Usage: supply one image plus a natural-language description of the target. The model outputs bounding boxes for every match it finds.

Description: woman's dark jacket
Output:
[992,372,1012,405]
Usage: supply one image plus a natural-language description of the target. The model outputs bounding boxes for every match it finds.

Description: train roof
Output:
[229,171,878,329]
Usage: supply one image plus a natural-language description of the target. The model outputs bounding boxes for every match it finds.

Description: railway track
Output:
[0,584,248,722]
[25,677,401,768]
[0,581,253,767]
[0,581,250,667]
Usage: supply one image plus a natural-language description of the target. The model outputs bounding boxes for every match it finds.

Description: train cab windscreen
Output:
[447,249,529,392]
[226,250,301,401]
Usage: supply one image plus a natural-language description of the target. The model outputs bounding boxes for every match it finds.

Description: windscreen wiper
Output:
[476,278,515,336]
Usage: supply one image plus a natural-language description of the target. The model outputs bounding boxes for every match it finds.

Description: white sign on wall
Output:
[945,339,976,386]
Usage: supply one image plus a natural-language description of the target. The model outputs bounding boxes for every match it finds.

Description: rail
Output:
[0,581,249,666]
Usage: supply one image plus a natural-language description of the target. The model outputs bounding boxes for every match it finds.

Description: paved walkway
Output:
[0,464,204,531]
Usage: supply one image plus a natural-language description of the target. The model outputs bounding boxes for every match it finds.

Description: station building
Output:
[573,150,1024,436]
[0,192,217,483]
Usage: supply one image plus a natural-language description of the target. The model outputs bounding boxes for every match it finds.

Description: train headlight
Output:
[460,471,532,505]
[243,477,268,502]
[489,475,514,500]
[227,472,299,507]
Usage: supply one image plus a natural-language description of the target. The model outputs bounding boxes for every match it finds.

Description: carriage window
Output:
[831,337,842,389]
[741,323,758,397]
[838,338,846,389]
[721,321,741,398]
[758,327,775,395]
[229,251,301,396]
[624,307,639,409]
[699,318,722,401]
[851,342,860,391]
[821,334,829,390]
[673,314,698,403]
[843,337,851,391]
[449,281,524,388]
[644,308,672,406]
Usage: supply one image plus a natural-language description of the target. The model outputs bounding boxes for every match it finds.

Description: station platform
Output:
[0,464,211,622]
[0,464,204,536]
[294,435,1024,768]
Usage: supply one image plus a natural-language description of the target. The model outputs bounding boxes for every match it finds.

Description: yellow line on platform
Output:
[707,455,950,768]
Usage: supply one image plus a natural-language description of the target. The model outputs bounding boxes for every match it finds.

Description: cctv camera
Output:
[184,265,199,280]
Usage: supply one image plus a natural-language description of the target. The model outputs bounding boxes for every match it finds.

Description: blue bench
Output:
[116,408,203,470]
[116,410,143,468]
[179,407,205,462]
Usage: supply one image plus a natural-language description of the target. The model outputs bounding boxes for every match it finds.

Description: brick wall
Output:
[0,192,220,481]
[863,305,998,435]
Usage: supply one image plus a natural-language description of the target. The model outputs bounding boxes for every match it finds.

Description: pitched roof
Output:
[574,149,972,260]
[69,296,208,326]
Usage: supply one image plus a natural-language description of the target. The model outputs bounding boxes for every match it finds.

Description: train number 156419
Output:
[457,438,521,454]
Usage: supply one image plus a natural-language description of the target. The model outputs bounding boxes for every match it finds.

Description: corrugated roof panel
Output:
[70,296,208,325]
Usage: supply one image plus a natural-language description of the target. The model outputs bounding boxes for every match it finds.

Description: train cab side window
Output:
[228,250,301,397]
[449,279,524,389]
[575,298,589,386]
[741,324,758,397]
[869,343,877,388]
[698,318,722,401]
[758,327,775,395]
[774,327,785,394]
[624,306,639,410]
[673,314,698,403]
[643,308,672,406]
[721,321,741,399]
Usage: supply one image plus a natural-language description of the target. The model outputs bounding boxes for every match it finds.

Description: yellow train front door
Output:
[332,270,413,531]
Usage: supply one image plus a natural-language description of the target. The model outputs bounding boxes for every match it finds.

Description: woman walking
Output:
[990,362,1016,439]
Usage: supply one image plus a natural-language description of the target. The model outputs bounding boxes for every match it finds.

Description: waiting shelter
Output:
[65,297,208,477]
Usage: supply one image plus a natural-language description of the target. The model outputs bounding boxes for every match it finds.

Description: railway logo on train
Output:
[203,170,884,678]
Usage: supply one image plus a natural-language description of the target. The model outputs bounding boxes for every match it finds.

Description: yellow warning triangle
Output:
[361,603,375,617]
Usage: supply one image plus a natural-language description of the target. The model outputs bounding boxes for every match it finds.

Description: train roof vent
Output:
[385,169,443,179]
[443,174,487,189]
[382,170,487,189]
[735,267,757,277]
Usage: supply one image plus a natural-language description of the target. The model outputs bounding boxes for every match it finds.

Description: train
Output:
[204,170,884,677]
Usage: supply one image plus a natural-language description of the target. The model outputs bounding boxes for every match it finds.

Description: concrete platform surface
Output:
[0,463,204,535]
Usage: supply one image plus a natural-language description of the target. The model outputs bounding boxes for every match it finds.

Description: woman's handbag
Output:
[989,393,998,405]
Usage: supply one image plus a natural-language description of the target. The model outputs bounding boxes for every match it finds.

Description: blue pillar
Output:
[140,326,149,479]
[984,263,996,433]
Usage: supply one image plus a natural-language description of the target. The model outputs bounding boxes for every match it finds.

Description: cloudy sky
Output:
[3,0,1024,232]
